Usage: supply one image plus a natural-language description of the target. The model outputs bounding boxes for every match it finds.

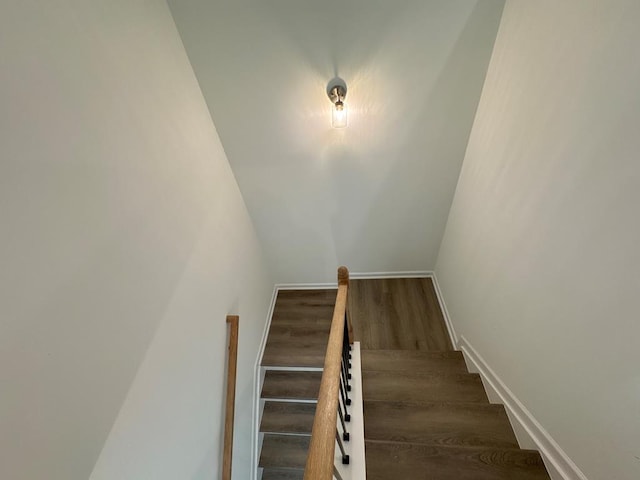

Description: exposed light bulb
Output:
[327,79,348,129]
[332,101,347,129]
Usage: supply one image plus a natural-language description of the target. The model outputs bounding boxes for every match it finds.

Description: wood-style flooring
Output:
[261,289,335,368]
[259,289,334,480]
[349,277,452,350]
[365,441,549,480]
[257,278,550,480]
[352,278,550,480]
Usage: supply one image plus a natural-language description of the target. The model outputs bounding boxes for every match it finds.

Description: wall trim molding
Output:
[350,270,433,279]
[458,336,589,480]
[276,282,338,290]
[429,273,459,347]
[251,285,279,480]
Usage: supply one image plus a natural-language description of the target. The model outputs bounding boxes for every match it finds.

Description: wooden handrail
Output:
[304,267,350,480]
[223,315,239,480]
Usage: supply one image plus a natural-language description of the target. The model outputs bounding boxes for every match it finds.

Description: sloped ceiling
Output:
[168,0,505,282]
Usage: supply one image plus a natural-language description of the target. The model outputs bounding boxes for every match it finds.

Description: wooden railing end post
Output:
[337,267,354,344]
[338,266,349,286]
[223,315,239,480]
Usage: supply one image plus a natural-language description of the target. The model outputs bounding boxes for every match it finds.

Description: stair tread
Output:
[272,305,335,317]
[262,335,330,366]
[260,434,310,469]
[361,349,466,373]
[262,347,327,368]
[265,336,330,349]
[267,323,332,337]
[258,285,549,480]
[270,289,335,325]
[261,468,304,480]
[262,289,335,367]
[363,370,488,403]
[269,311,334,326]
[261,401,316,434]
[365,441,550,480]
[261,370,323,400]
[275,288,337,302]
[272,290,337,314]
[364,400,518,448]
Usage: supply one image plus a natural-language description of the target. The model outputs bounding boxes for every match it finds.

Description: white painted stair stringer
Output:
[335,341,366,480]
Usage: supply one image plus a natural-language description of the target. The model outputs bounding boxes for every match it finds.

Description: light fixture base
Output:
[327,77,347,105]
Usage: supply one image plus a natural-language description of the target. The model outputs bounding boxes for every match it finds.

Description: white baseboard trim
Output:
[350,270,433,279]
[276,270,434,286]
[458,336,588,480]
[429,273,459,347]
[276,282,338,290]
[251,286,279,480]
[262,366,323,372]
[255,286,279,387]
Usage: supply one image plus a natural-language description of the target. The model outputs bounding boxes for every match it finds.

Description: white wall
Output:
[436,1,640,479]
[0,2,272,480]
[168,0,505,283]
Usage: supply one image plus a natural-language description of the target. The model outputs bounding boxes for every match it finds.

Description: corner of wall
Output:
[429,273,459,347]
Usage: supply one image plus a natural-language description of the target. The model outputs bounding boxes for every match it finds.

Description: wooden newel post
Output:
[337,266,353,345]
[223,315,239,480]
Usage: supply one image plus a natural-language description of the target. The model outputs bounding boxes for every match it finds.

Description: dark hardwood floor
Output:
[350,277,550,480]
[261,289,335,368]
[257,278,550,480]
[261,370,322,401]
[364,441,549,480]
[259,289,332,480]
[363,401,519,448]
[348,277,453,351]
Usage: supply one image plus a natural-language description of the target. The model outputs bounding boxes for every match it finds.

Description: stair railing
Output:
[223,315,239,480]
[304,267,353,480]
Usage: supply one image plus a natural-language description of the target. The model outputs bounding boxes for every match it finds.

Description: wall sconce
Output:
[327,78,347,129]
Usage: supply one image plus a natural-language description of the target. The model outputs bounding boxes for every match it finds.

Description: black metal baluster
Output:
[339,362,351,404]
[342,315,352,386]
[341,357,352,406]
[335,431,350,464]
[339,372,351,418]
[341,378,351,421]
[337,400,350,441]
[341,350,351,392]
[343,313,352,359]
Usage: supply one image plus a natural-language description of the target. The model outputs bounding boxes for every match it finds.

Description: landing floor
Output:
[348,277,452,351]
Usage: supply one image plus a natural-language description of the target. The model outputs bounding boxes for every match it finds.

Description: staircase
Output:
[256,279,551,480]
[361,349,549,479]
[258,289,334,479]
